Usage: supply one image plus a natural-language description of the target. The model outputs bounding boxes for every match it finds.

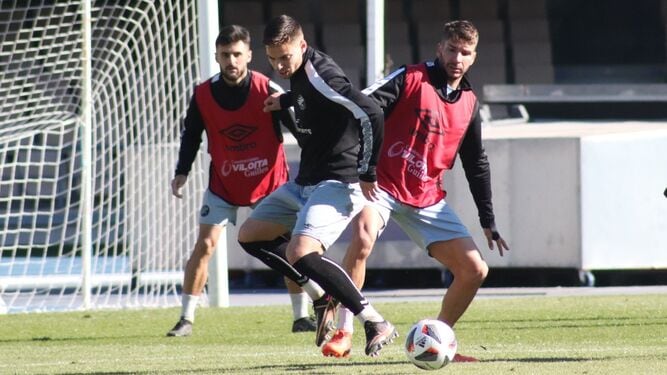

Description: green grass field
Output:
[1,293,666,374]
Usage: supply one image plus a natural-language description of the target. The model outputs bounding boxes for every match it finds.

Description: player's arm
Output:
[268,80,301,145]
[172,95,204,198]
[458,101,509,254]
[362,66,407,117]
[263,89,293,112]
[354,67,409,200]
[327,74,384,202]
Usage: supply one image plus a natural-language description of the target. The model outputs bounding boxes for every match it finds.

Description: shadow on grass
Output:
[465,315,666,324]
[462,316,667,330]
[246,359,407,373]
[28,355,667,375]
[41,360,409,375]
[484,357,594,363]
[0,334,155,344]
[485,353,667,363]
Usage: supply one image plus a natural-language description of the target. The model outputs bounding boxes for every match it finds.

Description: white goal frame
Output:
[0,0,225,313]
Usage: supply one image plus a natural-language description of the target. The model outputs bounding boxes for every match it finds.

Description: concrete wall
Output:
[579,128,667,269]
[224,122,667,272]
[449,122,667,270]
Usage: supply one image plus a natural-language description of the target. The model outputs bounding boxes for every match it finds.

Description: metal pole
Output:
[80,0,93,309]
[198,0,219,80]
[197,0,228,308]
[366,0,385,86]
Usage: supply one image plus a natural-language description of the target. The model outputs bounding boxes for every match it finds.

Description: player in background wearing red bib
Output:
[321,20,509,362]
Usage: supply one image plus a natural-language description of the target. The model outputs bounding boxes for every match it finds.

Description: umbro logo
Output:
[414,109,443,134]
[221,124,257,142]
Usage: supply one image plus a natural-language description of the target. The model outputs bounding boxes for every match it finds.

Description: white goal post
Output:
[0,0,222,312]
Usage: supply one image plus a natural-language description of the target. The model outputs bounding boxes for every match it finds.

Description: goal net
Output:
[0,0,209,312]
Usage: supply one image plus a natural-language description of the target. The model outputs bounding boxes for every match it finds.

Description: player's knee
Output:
[238,240,261,258]
[350,232,375,260]
[462,260,488,286]
[285,240,301,264]
[350,220,379,260]
[285,236,319,264]
[478,261,489,281]
[237,222,254,243]
[238,219,281,243]
[194,237,217,258]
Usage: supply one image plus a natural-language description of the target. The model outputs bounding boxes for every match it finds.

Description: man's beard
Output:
[222,68,245,82]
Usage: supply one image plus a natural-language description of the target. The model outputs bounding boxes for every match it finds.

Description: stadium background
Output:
[0,0,665,314]
[217,0,667,289]
[221,0,666,92]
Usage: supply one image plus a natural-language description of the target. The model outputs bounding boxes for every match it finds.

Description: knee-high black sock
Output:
[239,238,309,285]
[293,252,367,315]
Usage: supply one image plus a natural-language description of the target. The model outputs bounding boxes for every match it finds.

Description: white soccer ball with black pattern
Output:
[404,319,457,370]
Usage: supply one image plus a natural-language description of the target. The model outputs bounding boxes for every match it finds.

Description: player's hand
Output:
[483,227,509,257]
[263,93,282,112]
[171,175,187,198]
[360,180,380,202]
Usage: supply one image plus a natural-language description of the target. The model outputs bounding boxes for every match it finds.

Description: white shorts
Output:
[198,189,241,226]
[249,180,366,249]
[370,189,470,250]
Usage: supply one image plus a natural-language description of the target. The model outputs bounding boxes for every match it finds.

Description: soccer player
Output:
[321,20,510,361]
[167,25,320,337]
[237,15,397,357]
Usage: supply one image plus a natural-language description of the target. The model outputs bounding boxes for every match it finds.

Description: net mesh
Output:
[0,0,207,312]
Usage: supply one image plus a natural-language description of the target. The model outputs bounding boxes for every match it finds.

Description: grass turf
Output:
[1,293,666,374]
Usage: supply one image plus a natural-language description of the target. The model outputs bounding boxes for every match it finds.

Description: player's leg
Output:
[238,224,326,299]
[286,277,317,332]
[239,223,330,337]
[397,198,487,362]
[168,190,232,337]
[238,182,301,261]
[238,221,309,284]
[428,238,488,326]
[238,183,314,286]
[428,238,487,362]
[237,183,328,323]
[322,206,385,357]
[182,224,224,297]
[345,206,385,289]
[239,220,317,333]
[167,223,224,337]
[237,217,290,242]
[287,181,397,356]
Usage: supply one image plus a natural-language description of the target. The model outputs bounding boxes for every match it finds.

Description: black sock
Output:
[293,252,367,314]
[239,238,308,285]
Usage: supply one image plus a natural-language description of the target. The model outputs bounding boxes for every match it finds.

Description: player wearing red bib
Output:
[321,20,510,361]
[167,25,322,337]
[193,73,288,206]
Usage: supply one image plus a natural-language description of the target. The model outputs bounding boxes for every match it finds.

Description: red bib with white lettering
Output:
[377,63,477,207]
[195,72,288,206]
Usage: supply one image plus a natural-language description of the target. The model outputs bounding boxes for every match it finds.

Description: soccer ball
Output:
[404,319,457,370]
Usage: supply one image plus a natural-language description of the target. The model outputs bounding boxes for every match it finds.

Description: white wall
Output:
[224,122,667,272]
[451,122,667,270]
[579,129,667,269]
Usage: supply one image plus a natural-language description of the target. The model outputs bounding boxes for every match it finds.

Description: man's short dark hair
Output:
[442,20,479,45]
[216,25,251,47]
[263,15,303,46]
